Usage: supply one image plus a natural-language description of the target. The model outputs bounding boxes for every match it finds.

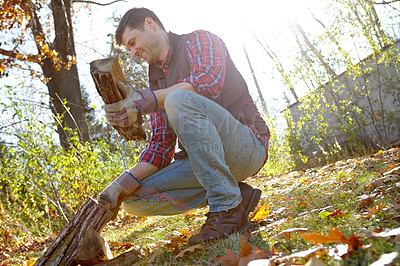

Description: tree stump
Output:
[34,198,118,266]
[90,57,146,141]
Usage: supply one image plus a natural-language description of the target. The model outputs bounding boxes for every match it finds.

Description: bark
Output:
[34,197,118,266]
[28,0,91,149]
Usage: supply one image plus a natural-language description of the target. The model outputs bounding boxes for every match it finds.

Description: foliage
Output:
[4,147,399,265]
[0,89,141,245]
[260,116,298,176]
[0,0,76,79]
[257,0,400,169]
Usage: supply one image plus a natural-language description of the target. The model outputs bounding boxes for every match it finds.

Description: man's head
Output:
[115,7,166,47]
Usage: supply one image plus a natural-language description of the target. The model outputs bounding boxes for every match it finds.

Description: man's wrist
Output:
[137,89,158,114]
[115,171,142,193]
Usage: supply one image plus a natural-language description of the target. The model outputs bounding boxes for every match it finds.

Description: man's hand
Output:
[97,171,142,209]
[97,182,125,209]
[104,80,157,127]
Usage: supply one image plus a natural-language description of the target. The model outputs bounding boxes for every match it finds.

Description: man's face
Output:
[121,18,160,64]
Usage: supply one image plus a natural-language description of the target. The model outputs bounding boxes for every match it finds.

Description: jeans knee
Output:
[164,90,196,123]
[164,90,193,111]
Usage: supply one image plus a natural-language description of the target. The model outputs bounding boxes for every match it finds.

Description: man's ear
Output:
[144,17,155,30]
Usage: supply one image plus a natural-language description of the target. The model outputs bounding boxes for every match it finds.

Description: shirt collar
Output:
[156,49,170,70]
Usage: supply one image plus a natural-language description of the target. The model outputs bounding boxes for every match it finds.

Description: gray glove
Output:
[104,80,157,127]
[98,171,141,209]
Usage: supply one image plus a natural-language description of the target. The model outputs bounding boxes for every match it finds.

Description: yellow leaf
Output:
[252,202,270,221]
[26,258,38,266]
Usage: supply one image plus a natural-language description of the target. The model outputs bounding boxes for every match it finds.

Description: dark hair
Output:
[115,7,166,46]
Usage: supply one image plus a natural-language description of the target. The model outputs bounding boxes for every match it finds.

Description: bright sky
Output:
[75,0,312,123]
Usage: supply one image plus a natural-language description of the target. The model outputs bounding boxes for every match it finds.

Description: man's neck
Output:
[157,31,170,64]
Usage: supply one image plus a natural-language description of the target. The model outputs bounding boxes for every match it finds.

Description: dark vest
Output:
[149,31,270,137]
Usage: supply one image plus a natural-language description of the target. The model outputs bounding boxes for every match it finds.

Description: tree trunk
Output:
[252,32,299,101]
[293,21,337,79]
[243,46,269,117]
[34,198,118,266]
[49,0,91,148]
[28,0,91,149]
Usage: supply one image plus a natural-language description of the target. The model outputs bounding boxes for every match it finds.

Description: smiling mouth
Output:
[138,51,146,60]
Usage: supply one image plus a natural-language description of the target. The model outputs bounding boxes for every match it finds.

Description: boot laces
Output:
[203,211,223,228]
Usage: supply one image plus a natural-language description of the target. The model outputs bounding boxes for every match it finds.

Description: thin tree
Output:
[243,45,269,117]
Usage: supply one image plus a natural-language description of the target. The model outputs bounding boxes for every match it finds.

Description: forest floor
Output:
[1,147,400,265]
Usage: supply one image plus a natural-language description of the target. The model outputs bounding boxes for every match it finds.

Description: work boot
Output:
[239,182,262,216]
[188,204,252,245]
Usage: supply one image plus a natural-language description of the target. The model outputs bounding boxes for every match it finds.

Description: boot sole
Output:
[188,221,254,246]
[243,188,262,215]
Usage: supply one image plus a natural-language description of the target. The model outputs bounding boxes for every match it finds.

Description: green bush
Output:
[0,120,140,237]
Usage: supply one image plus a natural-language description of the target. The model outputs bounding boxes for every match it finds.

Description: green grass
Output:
[1,148,400,265]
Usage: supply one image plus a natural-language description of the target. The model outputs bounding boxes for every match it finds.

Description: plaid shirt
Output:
[139,30,269,168]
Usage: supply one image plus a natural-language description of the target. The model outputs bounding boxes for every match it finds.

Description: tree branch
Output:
[72,0,126,6]
[374,0,400,4]
[0,48,38,62]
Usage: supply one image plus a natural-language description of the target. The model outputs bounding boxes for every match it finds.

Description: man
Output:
[98,7,270,245]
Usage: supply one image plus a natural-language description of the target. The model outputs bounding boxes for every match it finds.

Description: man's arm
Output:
[153,81,195,108]
[126,161,159,181]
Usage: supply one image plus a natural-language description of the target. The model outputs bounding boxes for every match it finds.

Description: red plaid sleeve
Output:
[179,30,227,101]
[139,110,177,168]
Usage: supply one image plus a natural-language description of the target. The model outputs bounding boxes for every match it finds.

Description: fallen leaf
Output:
[26,258,38,266]
[174,244,202,260]
[116,242,135,252]
[366,201,384,216]
[379,164,397,175]
[214,248,240,266]
[238,246,273,266]
[319,211,333,219]
[166,236,185,255]
[299,201,309,207]
[239,238,252,258]
[252,202,270,221]
[301,227,362,252]
[315,249,328,259]
[214,234,273,266]
[357,196,375,209]
[326,209,348,218]
[382,165,400,176]
[392,198,400,211]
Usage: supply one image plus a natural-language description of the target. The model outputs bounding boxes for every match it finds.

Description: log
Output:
[90,57,146,141]
[74,228,112,265]
[34,197,118,266]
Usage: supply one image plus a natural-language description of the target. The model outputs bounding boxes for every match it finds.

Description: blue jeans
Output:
[122,90,267,216]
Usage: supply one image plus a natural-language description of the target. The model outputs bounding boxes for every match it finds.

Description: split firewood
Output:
[90,57,146,141]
